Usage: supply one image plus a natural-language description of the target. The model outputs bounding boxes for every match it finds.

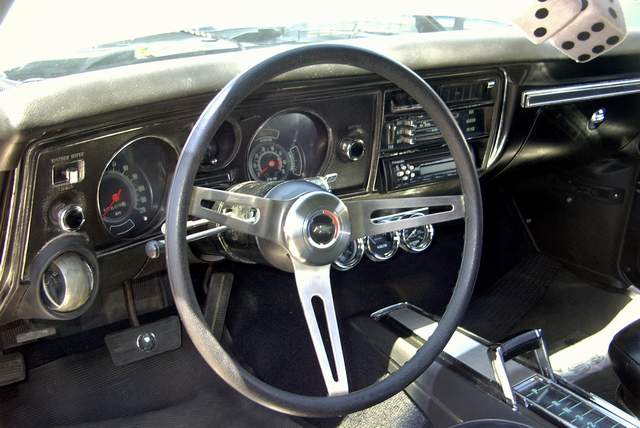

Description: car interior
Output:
[1,1,640,427]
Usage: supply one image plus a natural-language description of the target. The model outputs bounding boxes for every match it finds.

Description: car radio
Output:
[381,152,459,191]
[379,73,502,191]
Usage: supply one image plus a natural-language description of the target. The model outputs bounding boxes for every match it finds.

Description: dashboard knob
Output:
[396,136,414,145]
[50,203,85,232]
[339,138,365,162]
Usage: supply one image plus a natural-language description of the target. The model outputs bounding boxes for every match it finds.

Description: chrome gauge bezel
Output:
[333,238,365,271]
[399,213,435,253]
[246,109,333,181]
[365,231,400,262]
[199,119,242,173]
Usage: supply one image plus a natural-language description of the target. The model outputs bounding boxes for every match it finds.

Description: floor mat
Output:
[0,335,301,428]
[509,269,636,405]
[315,392,430,428]
[0,325,430,428]
[509,269,632,353]
[462,254,562,341]
[463,253,636,407]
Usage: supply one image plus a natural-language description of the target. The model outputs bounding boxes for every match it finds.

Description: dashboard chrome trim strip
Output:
[485,68,509,169]
[521,77,640,108]
[0,169,20,315]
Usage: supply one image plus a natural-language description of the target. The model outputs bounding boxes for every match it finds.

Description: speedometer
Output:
[98,137,177,239]
[99,165,154,237]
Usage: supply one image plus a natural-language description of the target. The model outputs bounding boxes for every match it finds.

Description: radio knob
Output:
[395,119,416,145]
[397,136,414,145]
[396,120,414,128]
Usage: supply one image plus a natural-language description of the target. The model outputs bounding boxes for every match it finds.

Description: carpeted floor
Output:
[0,337,303,428]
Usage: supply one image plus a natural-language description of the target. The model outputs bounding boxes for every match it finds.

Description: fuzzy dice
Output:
[511,0,584,44]
[550,0,628,62]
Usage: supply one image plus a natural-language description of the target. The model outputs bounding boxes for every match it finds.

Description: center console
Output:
[358,304,639,427]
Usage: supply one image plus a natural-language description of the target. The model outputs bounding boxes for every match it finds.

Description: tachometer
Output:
[98,137,177,239]
[248,142,292,182]
[247,111,330,182]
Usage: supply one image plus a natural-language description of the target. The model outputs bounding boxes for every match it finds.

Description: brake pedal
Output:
[0,352,26,386]
[104,316,181,366]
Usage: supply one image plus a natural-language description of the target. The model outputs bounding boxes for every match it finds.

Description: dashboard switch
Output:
[52,160,85,186]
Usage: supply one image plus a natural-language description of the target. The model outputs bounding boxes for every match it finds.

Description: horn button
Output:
[282,191,351,266]
[307,210,340,248]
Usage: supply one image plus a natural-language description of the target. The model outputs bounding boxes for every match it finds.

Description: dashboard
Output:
[27,70,502,254]
[2,28,639,326]
[0,69,503,322]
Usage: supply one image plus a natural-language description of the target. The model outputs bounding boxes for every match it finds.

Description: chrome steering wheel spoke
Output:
[291,260,349,396]
[345,194,465,239]
[189,186,293,243]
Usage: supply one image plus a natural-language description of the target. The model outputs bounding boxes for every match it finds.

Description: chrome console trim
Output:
[488,329,555,410]
[521,77,640,108]
[376,305,640,428]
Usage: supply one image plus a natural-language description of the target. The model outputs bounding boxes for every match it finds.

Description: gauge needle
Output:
[260,159,281,176]
[102,188,123,218]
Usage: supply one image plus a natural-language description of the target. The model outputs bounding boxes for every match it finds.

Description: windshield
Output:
[1,0,639,83]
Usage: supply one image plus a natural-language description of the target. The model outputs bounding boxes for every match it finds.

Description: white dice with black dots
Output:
[511,0,583,44]
[511,0,628,63]
[550,0,627,62]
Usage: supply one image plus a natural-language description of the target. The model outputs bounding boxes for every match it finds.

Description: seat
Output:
[609,318,640,415]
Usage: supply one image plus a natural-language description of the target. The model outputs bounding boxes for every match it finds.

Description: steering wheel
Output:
[165,44,482,417]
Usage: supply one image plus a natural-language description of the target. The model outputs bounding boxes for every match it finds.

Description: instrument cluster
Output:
[90,110,332,242]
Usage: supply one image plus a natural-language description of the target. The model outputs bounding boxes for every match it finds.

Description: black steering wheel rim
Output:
[165,44,483,417]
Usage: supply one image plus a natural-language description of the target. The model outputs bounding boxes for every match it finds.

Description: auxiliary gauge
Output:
[400,213,434,253]
[333,238,365,271]
[365,231,400,262]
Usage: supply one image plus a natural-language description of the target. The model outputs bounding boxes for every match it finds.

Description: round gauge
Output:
[248,111,330,181]
[200,121,240,172]
[365,231,400,262]
[333,238,365,271]
[98,137,177,239]
[248,142,292,182]
[400,214,434,254]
